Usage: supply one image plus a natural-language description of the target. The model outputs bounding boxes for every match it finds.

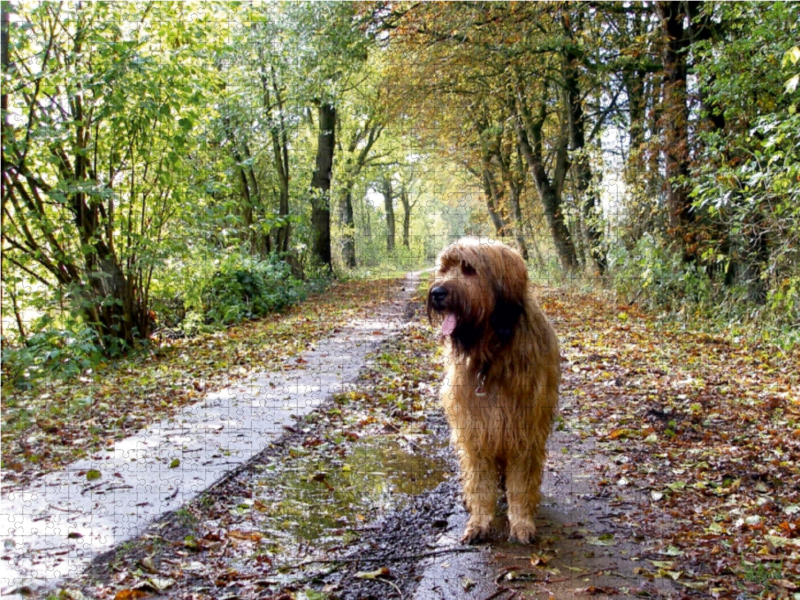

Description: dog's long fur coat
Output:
[427,238,561,544]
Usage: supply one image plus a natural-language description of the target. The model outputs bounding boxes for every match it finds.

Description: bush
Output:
[201,254,307,326]
[608,232,799,347]
[2,322,104,387]
[608,234,714,312]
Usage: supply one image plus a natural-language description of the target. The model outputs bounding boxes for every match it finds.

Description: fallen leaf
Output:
[114,590,149,600]
[228,530,263,542]
[356,567,390,579]
[140,557,158,574]
[773,579,800,591]
[576,586,619,595]
[586,534,616,546]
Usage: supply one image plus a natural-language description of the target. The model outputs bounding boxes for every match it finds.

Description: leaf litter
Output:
[545,290,800,597]
[61,283,451,599]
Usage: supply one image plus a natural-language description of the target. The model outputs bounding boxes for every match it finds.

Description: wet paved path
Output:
[410,390,680,598]
[0,274,419,595]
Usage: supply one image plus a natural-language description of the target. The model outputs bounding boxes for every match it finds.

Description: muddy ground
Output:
[43,278,694,600]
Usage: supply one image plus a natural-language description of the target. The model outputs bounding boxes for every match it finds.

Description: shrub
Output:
[201,254,306,325]
[2,321,105,387]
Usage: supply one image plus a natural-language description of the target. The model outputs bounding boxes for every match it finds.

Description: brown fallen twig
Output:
[376,576,404,600]
[482,587,510,600]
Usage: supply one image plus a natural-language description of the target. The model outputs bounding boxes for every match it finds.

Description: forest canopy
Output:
[2,1,798,381]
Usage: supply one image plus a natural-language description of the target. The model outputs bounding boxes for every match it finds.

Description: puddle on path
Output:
[218,435,450,572]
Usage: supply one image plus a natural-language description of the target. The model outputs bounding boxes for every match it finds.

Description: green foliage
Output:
[687,11,800,335]
[610,230,800,347]
[2,2,220,350]
[2,321,104,386]
[609,234,713,311]
[5,0,798,386]
[601,2,800,346]
[201,254,307,327]
[692,2,798,127]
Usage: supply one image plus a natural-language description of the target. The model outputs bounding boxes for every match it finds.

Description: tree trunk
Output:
[269,66,291,253]
[381,178,395,252]
[687,1,726,133]
[337,123,383,269]
[625,70,647,153]
[495,126,529,261]
[7,285,29,346]
[743,225,769,305]
[1,4,10,341]
[658,1,693,254]
[340,189,357,267]
[72,20,145,346]
[478,159,507,237]
[309,102,336,270]
[506,179,529,261]
[399,184,412,249]
[363,192,372,239]
[225,121,267,257]
[513,97,578,271]
[562,21,606,274]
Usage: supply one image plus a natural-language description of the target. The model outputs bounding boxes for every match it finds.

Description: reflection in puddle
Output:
[245,436,449,565]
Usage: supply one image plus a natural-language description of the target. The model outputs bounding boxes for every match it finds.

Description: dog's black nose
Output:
[430,286,448,305]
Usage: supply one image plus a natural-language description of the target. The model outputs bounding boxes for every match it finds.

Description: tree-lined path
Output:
[2,2,799,598]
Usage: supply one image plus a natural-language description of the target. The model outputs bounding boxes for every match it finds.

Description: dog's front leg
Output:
[456,442,498,544]
[505,449,544,544]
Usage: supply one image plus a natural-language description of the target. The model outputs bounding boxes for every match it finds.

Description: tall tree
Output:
[337,115,384,267]
[260,61,292,254]
[398,180,420,249]
[1,2,214,349]
[288,2,374,269]
[513,91,577,270]
[657,1,693,254]
[379,175,396,252]
[309,102,336,269]
[561,8,607,273]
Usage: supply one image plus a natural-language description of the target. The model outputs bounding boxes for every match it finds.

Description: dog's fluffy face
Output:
[427,238,528,354]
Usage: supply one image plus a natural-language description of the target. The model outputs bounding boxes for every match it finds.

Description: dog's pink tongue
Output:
[442,314,457,336]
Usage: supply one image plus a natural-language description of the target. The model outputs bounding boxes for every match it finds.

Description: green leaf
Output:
[783,46,800,67]
[586,534,616,546]
[785,74,799,94]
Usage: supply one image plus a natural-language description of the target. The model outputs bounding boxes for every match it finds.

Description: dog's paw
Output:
[508,520,537,544]
[461,521,491,544]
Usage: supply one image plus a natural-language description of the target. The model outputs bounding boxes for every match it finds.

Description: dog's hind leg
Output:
[505,447,544,544]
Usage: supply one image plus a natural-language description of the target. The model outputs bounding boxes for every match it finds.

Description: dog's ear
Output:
[490,295,523,343]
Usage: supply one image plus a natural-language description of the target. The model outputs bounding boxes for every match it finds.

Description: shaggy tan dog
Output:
[427,238,560,544]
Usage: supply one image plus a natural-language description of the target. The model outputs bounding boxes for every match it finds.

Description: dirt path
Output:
[0,275,419,597]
